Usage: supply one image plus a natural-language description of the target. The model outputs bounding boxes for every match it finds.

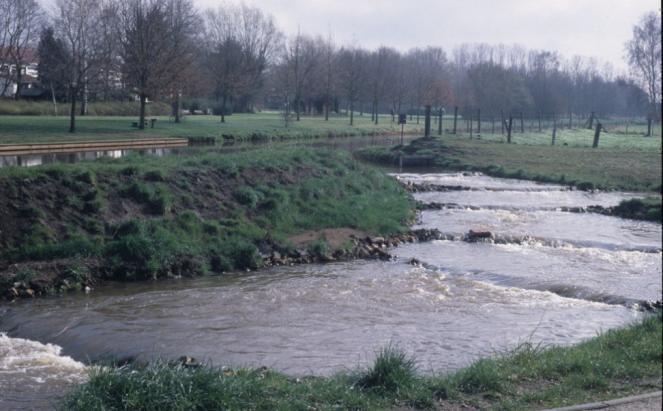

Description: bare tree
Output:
[337,46,365,126]
[626,11,662,119]
[1,0,42,100]
[118,0,198,129]
[204,3,280,119]
[284,31,321,121]
[55,0,104,132]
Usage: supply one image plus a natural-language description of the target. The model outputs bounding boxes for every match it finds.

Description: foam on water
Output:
[0,332,87,410]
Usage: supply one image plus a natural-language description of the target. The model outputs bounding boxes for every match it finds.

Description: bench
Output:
[131,119,158,128]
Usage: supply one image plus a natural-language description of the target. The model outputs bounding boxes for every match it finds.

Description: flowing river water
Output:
[1,171,661,410]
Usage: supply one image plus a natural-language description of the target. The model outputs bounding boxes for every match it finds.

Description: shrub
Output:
[358,344,417,393]
[121,181,172,215]
[576,181,595,191]
[453,359,503,394]
[307,237,329,259]
[233,186,260,209]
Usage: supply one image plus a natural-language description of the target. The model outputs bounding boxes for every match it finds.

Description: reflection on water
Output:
[0,134,412,168]
[0,148,175,168]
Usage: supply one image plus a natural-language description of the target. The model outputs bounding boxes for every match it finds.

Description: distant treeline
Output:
[1,1,660,130]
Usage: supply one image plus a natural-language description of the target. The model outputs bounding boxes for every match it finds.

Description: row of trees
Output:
[1,0,660,132]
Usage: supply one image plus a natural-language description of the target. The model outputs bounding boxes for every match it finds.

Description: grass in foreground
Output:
[61,313,662,410]
[358,136,662,192]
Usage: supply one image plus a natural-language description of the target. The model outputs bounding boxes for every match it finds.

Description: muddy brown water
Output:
[1,172,661,410]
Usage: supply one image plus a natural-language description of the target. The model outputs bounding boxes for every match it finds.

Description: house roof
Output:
[0,48,39,64]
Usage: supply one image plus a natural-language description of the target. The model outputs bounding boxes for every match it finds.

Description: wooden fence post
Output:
[592,122,601,148]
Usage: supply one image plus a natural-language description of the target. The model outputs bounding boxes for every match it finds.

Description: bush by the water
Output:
[613,197,662,222]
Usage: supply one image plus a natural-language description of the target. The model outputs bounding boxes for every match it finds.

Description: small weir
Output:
[1,171,660,409]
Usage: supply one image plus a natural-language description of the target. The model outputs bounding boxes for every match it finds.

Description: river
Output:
[0,171,661,410]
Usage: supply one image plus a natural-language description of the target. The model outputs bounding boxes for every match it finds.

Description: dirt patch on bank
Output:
[288,228,368,249]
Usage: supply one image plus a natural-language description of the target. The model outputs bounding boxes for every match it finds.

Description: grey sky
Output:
[193,0,659,73]
[37,0,659,73]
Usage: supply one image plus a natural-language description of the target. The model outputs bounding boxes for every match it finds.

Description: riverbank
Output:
[357,136,662,222]
[60,312,662,410]
[0,146,415,299]
[0,113,424,144]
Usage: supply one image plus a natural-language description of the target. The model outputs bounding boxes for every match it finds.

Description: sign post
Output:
[398,114,407,145]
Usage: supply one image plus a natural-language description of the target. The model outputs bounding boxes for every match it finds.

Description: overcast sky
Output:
[38,0,659,73]
[192,0,659,74]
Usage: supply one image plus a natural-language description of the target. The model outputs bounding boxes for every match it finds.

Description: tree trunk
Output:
[174,93,181,123]
[520,112,524,133]
[646,115,652,137]
[349,101,354,126]
[69,87,77,133]
[453,106,458,134]
[80,81,87,116]
[538,112,542,132]
[587,112,595,130]
[14,64,22,100]
[374,100,379,125]
[438,108,443,135]
[50,82,58,116]
[324,95,329,121]
[221,94,227,123]
[507,116,513,143]
[477,108,481,135]
[139,93,147,130]
[469,112,473,138]
[295,96,301,121]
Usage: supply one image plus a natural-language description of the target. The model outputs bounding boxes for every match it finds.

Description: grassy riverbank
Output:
[0,147,414,296]
[61,312,662,410]
[358,136,662,193]
[0,112,424,144]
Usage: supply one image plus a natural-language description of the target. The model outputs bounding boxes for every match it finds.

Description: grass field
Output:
[359,136,662,192]
[0,112,425,144]
[445,125,662,150]
[61,312,662,410]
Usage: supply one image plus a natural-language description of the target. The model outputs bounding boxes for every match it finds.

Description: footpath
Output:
[545,391,662,411]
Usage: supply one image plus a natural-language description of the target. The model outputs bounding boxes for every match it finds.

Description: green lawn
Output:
[0,112,425,144]
[358,136,662,192]
[439,124,661,150]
